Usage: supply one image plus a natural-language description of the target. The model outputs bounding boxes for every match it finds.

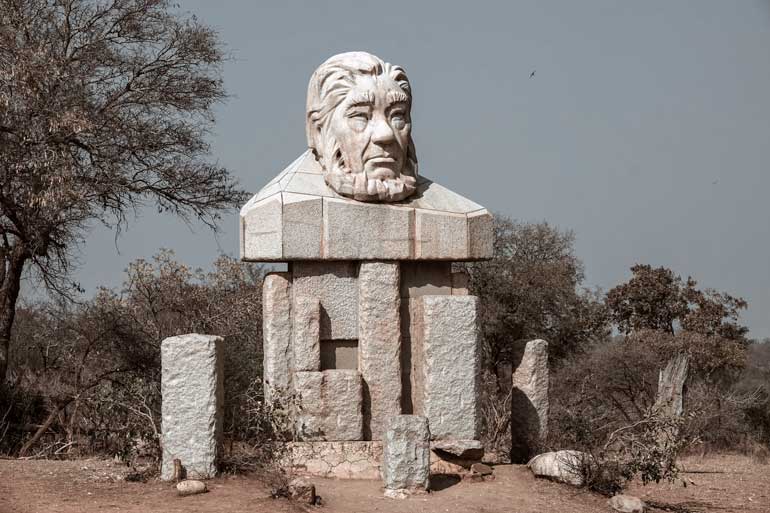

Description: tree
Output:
[0,0,246,379]
[606,264,748,341]
[465,216,609,365]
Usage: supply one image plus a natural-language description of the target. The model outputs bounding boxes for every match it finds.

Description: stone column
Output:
[510,339,549,463]
[262,272,292,403]
[419,295,481,440]
[358,262,402,440]
[161,333,224,480]
[382,415,430,493]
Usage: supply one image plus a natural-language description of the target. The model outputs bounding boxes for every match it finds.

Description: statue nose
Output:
[371,117,396,144]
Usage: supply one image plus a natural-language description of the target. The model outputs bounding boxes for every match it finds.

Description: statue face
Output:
[328,74,411,183]
[306,52,418,202]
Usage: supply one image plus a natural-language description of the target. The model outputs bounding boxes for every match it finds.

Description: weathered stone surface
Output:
[415,209,468,259]
[468,210,494,259]
[432,440,484,460]
[285,441,382,479]
[527,450,590,486]
[292,296,320,371]
[358,262,402,440]
[176,480,207,496]
[382,415,430,491]
[320,340,358,370]
[295,370,363,441]
[324,198,413,259]
[262,273,292,403]
[451,270,470,295]
[292,262,358,340]
[608,494,646,513]
[282,193,322,259]
[240,195,282,260]
[161,334,224,481]
[511,339,550,463]
[400,262,452,298]
[419,296,481,440]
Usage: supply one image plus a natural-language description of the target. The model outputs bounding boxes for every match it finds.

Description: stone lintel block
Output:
[240,152,494,262]
[323,198,413,259]
[282,193,322,259]
[382,415,430,490]
[415,209,468,260]
[293,262,358,340]
[262,272,292,403]
[161,334,224,480]
[240,195,282,260]
[295,370,363,441]
[468,210,494,259]
[358,262,402,440]
[419,295,481,440]
[292,296,321,371]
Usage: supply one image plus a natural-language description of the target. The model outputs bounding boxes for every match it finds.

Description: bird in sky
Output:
[530,70,536,78]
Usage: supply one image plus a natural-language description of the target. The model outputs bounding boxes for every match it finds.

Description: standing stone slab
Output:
[511,339,549,463]
[419,295,481,440]
[161,334,224,480]
[262,273,292,403]
[293,296,321,371]
[295,370,364,441]
[382,415,430,491]
[359,262,402,440]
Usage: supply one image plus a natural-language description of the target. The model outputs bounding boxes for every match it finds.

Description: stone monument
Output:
[240,52,493,475]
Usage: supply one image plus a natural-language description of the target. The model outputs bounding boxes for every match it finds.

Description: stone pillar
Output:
[292,296,321,371]
[382,415,430,492]
[262,272,292,403]
[359,262,402,440]
[510,339,549,463]
[419,295,481,440]
[161,333,224,480]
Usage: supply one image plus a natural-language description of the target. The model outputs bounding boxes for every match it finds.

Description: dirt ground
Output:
[0,454,766,513]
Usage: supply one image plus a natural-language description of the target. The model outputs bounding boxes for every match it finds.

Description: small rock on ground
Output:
[289,477,317,504]
[471,462,493,476]
[176,480,207,496]
[608,494,645,513]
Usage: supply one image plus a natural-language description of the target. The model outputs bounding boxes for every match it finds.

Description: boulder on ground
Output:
[288,477,317,504]
[526,450,590,486]
[608,494,646,513]
[176,479,207,496]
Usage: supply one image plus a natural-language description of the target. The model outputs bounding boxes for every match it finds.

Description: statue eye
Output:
[346,110,369,131]
[390,112,406,130]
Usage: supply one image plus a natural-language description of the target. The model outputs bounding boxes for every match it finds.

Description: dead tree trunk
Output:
[655,353,689,417]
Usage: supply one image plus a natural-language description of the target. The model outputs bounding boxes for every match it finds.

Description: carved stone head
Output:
[306,52,418,202]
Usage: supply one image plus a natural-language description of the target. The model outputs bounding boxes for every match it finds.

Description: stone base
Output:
[281,440,485,480]
[284,441,383,479]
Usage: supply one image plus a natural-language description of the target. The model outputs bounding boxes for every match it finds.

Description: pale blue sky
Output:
[69,1,770,338]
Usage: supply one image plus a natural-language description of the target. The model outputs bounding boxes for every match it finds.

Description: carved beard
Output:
[319,138,418,203]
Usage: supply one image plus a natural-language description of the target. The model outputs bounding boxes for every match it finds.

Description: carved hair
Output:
[306,52,418,202]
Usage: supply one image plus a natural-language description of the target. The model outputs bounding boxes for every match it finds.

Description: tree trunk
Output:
[656,353,689,417]
[0,245,28,382]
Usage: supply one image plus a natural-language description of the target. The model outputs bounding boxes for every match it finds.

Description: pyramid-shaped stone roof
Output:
[240,151,493,261]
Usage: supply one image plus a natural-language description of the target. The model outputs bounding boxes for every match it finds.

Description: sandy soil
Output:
[0,454,766,513]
